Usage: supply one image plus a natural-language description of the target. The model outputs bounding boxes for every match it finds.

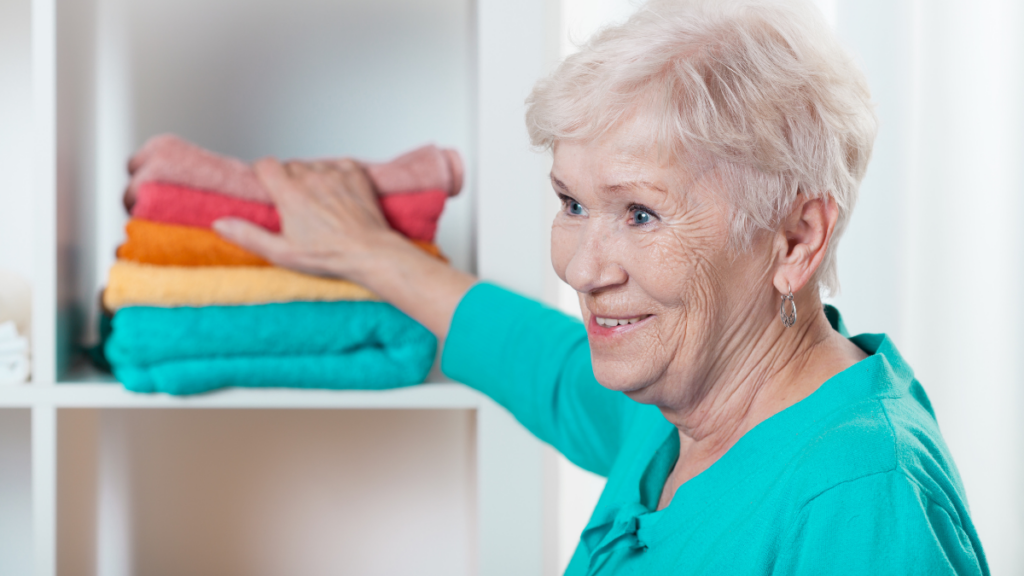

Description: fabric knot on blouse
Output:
[582,502,651,573]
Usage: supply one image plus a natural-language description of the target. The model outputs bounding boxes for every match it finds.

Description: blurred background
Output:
[1,0,1021,574]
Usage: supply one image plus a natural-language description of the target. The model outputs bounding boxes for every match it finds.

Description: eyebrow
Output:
[605,180,668,194]
[550,174,570,194]
[549,173,668,196]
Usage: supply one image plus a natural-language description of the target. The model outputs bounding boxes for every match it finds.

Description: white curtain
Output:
[829,1,1023,573]
[555,1,1024,573]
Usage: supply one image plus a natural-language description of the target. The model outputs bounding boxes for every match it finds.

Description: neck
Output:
[658,291,852,493]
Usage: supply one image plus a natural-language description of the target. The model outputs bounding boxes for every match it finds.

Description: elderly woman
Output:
[214,0,988,573]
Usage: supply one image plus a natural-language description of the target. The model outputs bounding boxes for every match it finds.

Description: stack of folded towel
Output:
[101,136,462,395]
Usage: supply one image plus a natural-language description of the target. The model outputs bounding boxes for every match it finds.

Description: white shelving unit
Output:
[1,0,562,574]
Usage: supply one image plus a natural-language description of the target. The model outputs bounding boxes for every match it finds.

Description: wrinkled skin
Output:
[549,123,865,506]
[551,130,776,410]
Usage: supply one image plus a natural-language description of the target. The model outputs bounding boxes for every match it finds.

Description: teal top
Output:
[441,283,988,575]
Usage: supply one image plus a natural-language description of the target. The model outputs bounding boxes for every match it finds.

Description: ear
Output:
[772,194,838,295]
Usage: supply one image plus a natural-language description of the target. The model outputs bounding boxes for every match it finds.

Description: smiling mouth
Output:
[594,315,651,328]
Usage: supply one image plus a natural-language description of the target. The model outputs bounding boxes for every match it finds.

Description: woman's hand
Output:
[213,158,402,281]
[213,157,476,340]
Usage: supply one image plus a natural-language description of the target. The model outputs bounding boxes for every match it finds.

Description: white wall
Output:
[57,409,477,576]
[0,0,34,288]
[0,410,33,576]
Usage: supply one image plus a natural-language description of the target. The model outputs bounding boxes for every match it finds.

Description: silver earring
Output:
[780,285,797,328]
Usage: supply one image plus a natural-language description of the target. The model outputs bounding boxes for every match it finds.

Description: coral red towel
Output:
[379,190,448,243]
[132,181,447,243]
[125,134,464,208]
[133,182,281,231]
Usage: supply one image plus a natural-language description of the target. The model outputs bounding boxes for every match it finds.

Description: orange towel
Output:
[117,219,445,267]
[118,219,270,266]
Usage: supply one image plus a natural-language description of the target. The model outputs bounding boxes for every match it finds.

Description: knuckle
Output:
[284,160,307,176]
[323,170,346,186]
[299,171,323,187]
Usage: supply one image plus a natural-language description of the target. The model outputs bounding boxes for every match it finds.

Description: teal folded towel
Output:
[104,301,437,395]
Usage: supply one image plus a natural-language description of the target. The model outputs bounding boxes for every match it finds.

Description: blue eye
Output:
[632,210,651,225]
[569,201,584,215]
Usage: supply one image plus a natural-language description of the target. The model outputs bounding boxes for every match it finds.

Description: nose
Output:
[563,220,628,295]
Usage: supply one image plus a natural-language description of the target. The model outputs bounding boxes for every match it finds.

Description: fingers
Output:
[285,160,349,210]
[336,159,375,196]
[254,156,386,229]
[257,158,342,208]
[212,217,291,264]
[328,158,383,210]
[300,160,335,173]
[253,157,294,206]
[284,159,311,177]
[334,163,387,226]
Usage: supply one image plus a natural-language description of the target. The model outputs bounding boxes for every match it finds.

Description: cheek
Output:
[550,219,577,282]
[626,233,695,303]
[629,204,728,304]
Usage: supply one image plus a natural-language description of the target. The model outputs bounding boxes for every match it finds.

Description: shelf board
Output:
[0,380,484,409]
[0,353,487,409]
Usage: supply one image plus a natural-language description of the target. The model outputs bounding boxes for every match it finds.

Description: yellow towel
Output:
[104,261,378,310]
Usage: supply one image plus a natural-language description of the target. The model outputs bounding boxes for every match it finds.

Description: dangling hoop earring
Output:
[780,285,797,328]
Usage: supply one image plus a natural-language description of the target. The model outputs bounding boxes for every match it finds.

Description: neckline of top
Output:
[597,312,914,546]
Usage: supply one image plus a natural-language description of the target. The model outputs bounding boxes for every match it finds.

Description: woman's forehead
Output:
[551,136,693,195]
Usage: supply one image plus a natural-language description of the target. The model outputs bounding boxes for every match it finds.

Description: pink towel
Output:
[132,181,447,243]
[125,134,464,209]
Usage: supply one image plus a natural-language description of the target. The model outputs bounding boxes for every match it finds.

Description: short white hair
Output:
[526,0,877,295]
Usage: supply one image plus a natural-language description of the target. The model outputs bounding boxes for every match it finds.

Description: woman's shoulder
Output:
[778,461,988,575]
[773,352,987,571]
[794,385,965,505]
[785,332,972,525]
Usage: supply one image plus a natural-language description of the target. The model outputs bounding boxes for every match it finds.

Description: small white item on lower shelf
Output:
[0,320,30,384]
[0,269,31,339]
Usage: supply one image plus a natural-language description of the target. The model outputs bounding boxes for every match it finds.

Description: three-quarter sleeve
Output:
[441,282,633,476]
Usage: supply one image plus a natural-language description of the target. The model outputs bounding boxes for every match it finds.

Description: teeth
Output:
[596,316,647,327]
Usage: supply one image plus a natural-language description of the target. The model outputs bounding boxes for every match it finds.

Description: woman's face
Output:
[550,127,776,408]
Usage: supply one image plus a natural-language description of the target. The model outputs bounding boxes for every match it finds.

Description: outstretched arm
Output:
[215,158,632,474]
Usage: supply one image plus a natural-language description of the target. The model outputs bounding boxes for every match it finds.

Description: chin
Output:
[590,357,656,396]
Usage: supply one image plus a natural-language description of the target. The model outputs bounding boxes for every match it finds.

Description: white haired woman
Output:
[213,0,988,573]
